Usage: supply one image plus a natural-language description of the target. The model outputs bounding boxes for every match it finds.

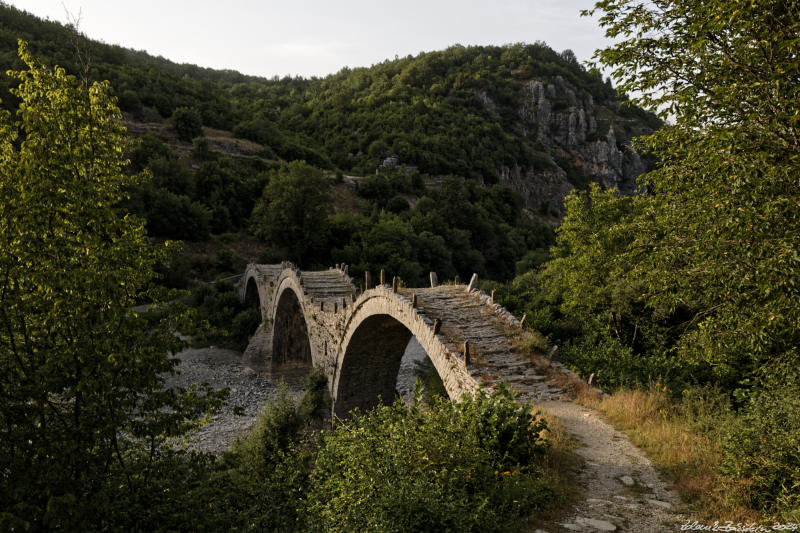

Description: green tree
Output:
[171,105,203,141]
[0,42,222,530]
[534,185,688,388]
[583,0,800,516]
[250,160,331,265]
[585,0,800,388]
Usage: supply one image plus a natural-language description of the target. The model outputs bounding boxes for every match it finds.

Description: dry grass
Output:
[508,327,551,366]
[555,380,760,522]
[526,405,583,528]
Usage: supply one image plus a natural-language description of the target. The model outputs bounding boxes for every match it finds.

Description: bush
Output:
[386,194,410,213]
[224,369,329,532]
[188,282,257,349]
[230,308,262,350]
[172,106,204,141]
[305,386,552,532]
[411,358,448,405]
[560,332,686,390]
[721,365,800,519]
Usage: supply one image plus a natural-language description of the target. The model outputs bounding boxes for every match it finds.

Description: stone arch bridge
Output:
[240,262,558,417]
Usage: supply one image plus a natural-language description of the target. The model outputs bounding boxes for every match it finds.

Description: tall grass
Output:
[555,377,761,522]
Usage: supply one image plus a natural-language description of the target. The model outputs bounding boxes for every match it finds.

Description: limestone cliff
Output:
[501,75,653,212]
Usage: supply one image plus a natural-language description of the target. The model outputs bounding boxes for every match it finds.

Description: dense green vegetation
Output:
[247,163,554,284]
[123,131,273,241]
[0,42,225,530]
[229,43,627,181]
[188,281,262,350]
[210,376,553,532]
[3,0,798,527]
[0,2,655,288]
[495,0,800,519]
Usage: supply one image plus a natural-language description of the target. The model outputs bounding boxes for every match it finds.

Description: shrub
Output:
[305,386,552,532]
[411,358,448,405]
[386,194,410,213]
[230,308,262,350]
[224,369,329,532]
[721,365,800,519]
[561,332,685,390]
[171,106,204,141]
[188,282,257,349]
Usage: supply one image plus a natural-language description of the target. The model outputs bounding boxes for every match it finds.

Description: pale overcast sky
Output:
[7,0,610,79]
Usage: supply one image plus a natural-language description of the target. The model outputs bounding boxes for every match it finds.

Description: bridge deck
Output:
[300,271,357,302]
[401,286,561,402]
[243,263,562,408]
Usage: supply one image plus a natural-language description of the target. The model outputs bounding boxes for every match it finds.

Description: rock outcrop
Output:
[500,75,653,213]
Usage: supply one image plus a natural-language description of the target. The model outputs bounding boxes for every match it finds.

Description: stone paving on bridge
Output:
[399,285,565,403]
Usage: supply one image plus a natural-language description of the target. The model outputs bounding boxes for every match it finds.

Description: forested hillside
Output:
[1,0,798,529]
[0,3,659,289]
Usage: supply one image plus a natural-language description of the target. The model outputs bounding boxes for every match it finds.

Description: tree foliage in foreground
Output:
[0,42,224,530]
[584,0,800,386]
[513,0,800,518]
[305,385,551,533]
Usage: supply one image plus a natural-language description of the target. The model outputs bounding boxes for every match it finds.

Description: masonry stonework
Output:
[240,262,552,416]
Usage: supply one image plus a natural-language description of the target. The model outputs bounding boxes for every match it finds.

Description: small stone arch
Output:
[244,276,261,315]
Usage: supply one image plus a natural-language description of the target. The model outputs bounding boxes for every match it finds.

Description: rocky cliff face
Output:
[500,76,652,213]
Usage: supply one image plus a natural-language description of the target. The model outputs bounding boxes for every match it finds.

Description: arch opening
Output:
[244,277,261,312]
[396,337,446,405]
[334,314,419,417]
[272,288,312,383]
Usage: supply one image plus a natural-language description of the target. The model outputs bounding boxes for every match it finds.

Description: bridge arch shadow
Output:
[270,281,312,385]
[244,276,261,313]
[333,314,414,417]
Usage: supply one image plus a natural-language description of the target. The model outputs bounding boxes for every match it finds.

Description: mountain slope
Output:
[0,5,659,214]
[229,44,660,211]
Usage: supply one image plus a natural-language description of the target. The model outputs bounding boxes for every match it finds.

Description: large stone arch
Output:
[331,289,476,417]
[333,314,413,415]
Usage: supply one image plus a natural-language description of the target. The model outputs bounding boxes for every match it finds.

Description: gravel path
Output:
[535,399,686,532]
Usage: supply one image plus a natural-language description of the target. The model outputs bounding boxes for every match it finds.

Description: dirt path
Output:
[535,399,686,532]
